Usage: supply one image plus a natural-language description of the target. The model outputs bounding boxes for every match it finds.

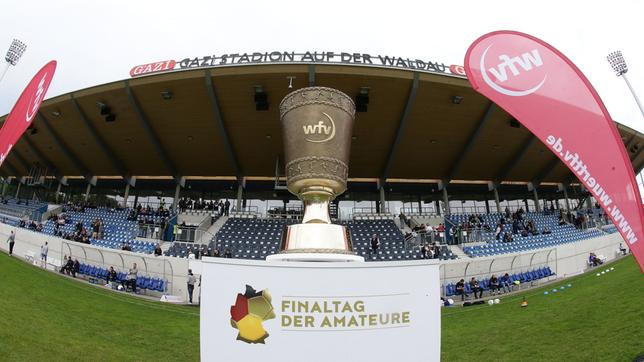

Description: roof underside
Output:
[1,64,643,186]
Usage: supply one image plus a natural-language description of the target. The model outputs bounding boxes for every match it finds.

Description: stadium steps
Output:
[202,215,228,241]
[451,246,469,259]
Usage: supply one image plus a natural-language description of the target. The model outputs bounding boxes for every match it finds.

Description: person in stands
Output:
[455,279,467,301]
[224,249,232,258]
[154,244,163,256]
[127,263,138,293]
[619,243,628,256]
[489,274,500,295]
[370,234,380,255]
[470,277,483,299]
[224,199,231,216]
[187,269,196,304]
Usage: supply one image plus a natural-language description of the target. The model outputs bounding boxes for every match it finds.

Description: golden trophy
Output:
[266,87,364,262]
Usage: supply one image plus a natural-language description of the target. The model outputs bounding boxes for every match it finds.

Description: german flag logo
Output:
[230,285,275,344]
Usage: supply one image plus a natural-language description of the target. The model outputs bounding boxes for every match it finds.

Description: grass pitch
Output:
[0,252,642,361]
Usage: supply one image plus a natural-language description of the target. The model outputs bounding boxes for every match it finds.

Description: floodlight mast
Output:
[607,51,644,118]
[0,39,27,84]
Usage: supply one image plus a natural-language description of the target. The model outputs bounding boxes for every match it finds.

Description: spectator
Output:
[187,269,196,304]
[154,244,163,256]
[542,226,552,234]
[619,243,628,256]
[224,200,231,216]
[589,252,603,267]
[455,279,467,301]
[495,222,503,241]
[432,243,441,259]
[224,249,232,258]
[6,230,15,256]
[398,212,407,229]
[127,263,138,293]
[489,274,500,295]
[73,258,80,278]
[501,273,512,293]
[63,257,75,276]
[59,255,69,274]
[107,266,118,284]
[421,243,433,259]
[370,234,380,255]
[503,232,513,243]
[470,277,483,299]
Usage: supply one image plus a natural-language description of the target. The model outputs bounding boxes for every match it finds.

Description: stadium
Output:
[1,44,643,362]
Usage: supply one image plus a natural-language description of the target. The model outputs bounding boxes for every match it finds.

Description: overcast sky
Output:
[0,0,642,133]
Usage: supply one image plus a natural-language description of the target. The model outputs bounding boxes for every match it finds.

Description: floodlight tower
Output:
[0,39,27,84]
[607,51,644,117]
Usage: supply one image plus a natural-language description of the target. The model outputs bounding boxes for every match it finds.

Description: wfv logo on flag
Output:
[480,45,547,97]
[488,50,542,82]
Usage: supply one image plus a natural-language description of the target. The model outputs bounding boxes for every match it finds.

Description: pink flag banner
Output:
[0,60,56,167]
[464,31,644,272]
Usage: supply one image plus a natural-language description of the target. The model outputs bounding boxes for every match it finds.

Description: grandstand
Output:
[0,60,638,361]
[0,197,48,225]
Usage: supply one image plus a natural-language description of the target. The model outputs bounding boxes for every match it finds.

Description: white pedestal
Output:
[266,252,364,262]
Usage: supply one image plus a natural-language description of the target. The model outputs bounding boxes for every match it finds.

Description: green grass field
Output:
[1,252,642,361]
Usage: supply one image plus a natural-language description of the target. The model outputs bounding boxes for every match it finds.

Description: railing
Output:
[173,226,217,244]
[401,206,438,216]
[351,207,391,217]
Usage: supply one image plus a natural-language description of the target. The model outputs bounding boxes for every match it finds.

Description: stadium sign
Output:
[129,51,466,77]
[201,258,441,362]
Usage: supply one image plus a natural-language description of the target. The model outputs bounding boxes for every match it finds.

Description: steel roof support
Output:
[495,135,535,182]
[11,149,32,176]
[630,144,644,162]
[71,96,135,187]
[532,156,561,186]
[204,70,242,181]
[3,160,21,178]
[37,112,96,185]
[446,103,496,181]
[381,72,419,182]
[22,136,66,185]
[308,64,316,86]
[124,81,182,185]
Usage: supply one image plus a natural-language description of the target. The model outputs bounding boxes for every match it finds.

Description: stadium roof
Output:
[1,63,643,188]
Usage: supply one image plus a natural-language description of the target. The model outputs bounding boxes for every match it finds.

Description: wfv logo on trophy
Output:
[303,112,336,143]
[480,44,547,97]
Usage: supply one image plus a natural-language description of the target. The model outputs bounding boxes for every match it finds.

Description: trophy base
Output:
[267,223,364,262]
[266,252,364,262]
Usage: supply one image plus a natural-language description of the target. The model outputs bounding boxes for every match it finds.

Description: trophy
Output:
[266,87,364,262]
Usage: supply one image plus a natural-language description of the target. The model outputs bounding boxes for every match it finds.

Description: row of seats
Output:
[40,207,157,254]
[443,266,555,297]
[78,263,167,292]
[164,242,209,258]
[463,229,604,257]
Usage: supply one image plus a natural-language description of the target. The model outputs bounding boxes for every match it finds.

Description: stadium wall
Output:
[0,221,626,302]
[0,223,191,299]
[439,233,626,288]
